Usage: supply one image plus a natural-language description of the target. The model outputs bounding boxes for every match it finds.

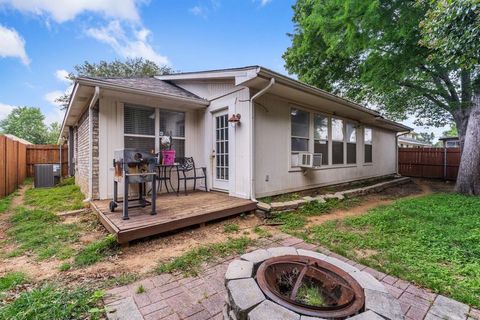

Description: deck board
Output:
[91,191,257,243]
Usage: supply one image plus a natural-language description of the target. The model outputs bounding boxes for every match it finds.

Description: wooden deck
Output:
[91,191,257,243]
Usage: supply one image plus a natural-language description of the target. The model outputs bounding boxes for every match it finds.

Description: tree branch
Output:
[400,81,451,111]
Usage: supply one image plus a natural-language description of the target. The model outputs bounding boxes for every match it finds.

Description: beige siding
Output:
[254,94,397,197]
[174,80,236,100]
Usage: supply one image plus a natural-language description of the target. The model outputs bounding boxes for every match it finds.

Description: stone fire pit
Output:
[223,247,403,320]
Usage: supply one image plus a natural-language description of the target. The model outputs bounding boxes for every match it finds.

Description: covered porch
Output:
[91,191,257,243]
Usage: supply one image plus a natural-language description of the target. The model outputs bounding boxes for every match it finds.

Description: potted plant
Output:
[160,134,175,165]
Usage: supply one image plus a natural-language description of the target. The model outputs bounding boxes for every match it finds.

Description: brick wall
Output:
[74,102,99,199]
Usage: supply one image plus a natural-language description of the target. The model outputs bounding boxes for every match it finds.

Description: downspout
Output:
[249,78,275,201]
[396,131,410,175]
[86,86,100,201]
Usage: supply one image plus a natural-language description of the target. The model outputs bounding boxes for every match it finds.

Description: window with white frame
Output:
[124,105,186,158]
[159,109,185,158]
[124,104,156,151]
[364,127,372,163]
[346,122,357,164]
[314,114,329,165]
[290,108,310,166]
[331,118,344,165]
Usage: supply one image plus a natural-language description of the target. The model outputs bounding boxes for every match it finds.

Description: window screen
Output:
[332,118,344,164]
[124,105,155,136]
[364,128,372,163]
[332,118,344,141]
[314,114,329,165]
[332,141,344,164]
[291,108,309,152]
[346,123,356,164]
[124,136,155,151]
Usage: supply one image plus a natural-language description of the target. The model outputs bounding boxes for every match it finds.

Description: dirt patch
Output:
[354,248,379,259]
[306,179,436,227]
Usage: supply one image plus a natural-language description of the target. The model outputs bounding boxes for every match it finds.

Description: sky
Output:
[0,0,447,140]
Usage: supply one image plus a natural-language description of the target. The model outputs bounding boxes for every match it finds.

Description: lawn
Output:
[307,193,480,307]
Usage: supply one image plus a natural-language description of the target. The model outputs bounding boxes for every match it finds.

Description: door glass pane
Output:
[291,108,309,138]
[215,114,229,181]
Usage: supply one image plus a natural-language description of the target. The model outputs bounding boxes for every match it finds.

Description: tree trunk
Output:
[455,94,480,195]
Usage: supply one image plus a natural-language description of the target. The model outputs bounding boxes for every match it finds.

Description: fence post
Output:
[443,147,447,180]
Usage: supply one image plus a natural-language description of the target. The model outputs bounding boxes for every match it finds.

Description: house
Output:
[438,136,460,148]
[398,132,432,148]
[59,66,411,202]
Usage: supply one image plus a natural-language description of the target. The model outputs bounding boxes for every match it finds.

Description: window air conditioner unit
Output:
[298,152,313,168]
[313,154,323,168]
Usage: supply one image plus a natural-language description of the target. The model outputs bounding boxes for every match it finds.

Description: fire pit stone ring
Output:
[223,247,403,320]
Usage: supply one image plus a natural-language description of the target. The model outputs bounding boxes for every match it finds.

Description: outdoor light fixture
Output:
[228,113,241,125]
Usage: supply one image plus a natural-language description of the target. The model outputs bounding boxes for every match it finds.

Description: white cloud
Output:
[0,0,142,23]
[86,20,168,65]
[189,6,205,17]
[55,69,70,83]
[254,0,272,6]
[44,90,64,107]
[44,106,64,125]
[0,102,15,120]
[0,25,30,65]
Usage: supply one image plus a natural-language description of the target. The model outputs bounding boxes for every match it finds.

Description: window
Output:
[346,123,357,164]
[364,127,372,163]
[124,105,186,158]
[159,109,185,158]
[332,118,344,164]
[291,108,310,166]
[124,105,155,151]
[314,114,329,165]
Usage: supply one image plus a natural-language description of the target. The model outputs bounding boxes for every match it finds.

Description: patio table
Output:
[155,163,180,194]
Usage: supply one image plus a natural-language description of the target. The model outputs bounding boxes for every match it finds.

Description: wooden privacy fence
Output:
[398,147,461,180]
[0,135,27,198]
[26,144,68,177]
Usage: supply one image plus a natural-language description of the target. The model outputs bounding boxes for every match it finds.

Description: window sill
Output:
[288,164,358,172]
[363,163,373,166]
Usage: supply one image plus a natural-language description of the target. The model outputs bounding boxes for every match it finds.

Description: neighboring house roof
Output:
[438,136,459,141]
[78,76,207,102]
[3,134,32,145]
[398,136,431,146]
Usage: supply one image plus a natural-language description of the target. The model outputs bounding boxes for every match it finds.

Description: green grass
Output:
[259,192,301,204]
[0,272,28,292]
[102,273,140,289]
[296,282,325,307]
[157,237,253,276]
[136,285,146,294]
[223,223,239,233]
[74,235,118,267]
[307,193,480,308]
[7,207,79,260]
[253,226,272,238]
[24,180,84,212]
[59,263,71,272]
[0,194,15,214]
[0,284,104,320]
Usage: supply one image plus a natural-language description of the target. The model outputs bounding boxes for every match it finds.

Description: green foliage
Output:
[259,193,300,204]
[0,106,59,144]
[308,193,480,307]
[102,273,139,288]
[24,183,84,213]
[57,176,75,187]
[223,223,240,233]
[0,284,104,320]
[297,282,325,307]
[420,0,480,67]
[417,132,435,144]
[7,207,79,260]
[283,0,476,128]
[0,272,28,292]
[74,235,118,267]
[442,123,458,138]
[156,237,253,276]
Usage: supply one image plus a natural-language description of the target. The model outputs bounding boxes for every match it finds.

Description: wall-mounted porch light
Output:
[228,113,241,125]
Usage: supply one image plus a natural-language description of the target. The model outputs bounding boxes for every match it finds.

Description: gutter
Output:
[86,86,100,202]
[395,131,411,175]
[249,78,275,202]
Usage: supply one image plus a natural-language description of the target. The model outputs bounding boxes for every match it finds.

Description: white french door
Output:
[212,111,229,190]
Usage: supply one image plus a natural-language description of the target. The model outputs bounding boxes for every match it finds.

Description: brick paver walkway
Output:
[104,234,479,320]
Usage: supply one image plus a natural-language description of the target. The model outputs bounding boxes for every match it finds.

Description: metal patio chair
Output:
[177,157,208,195]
